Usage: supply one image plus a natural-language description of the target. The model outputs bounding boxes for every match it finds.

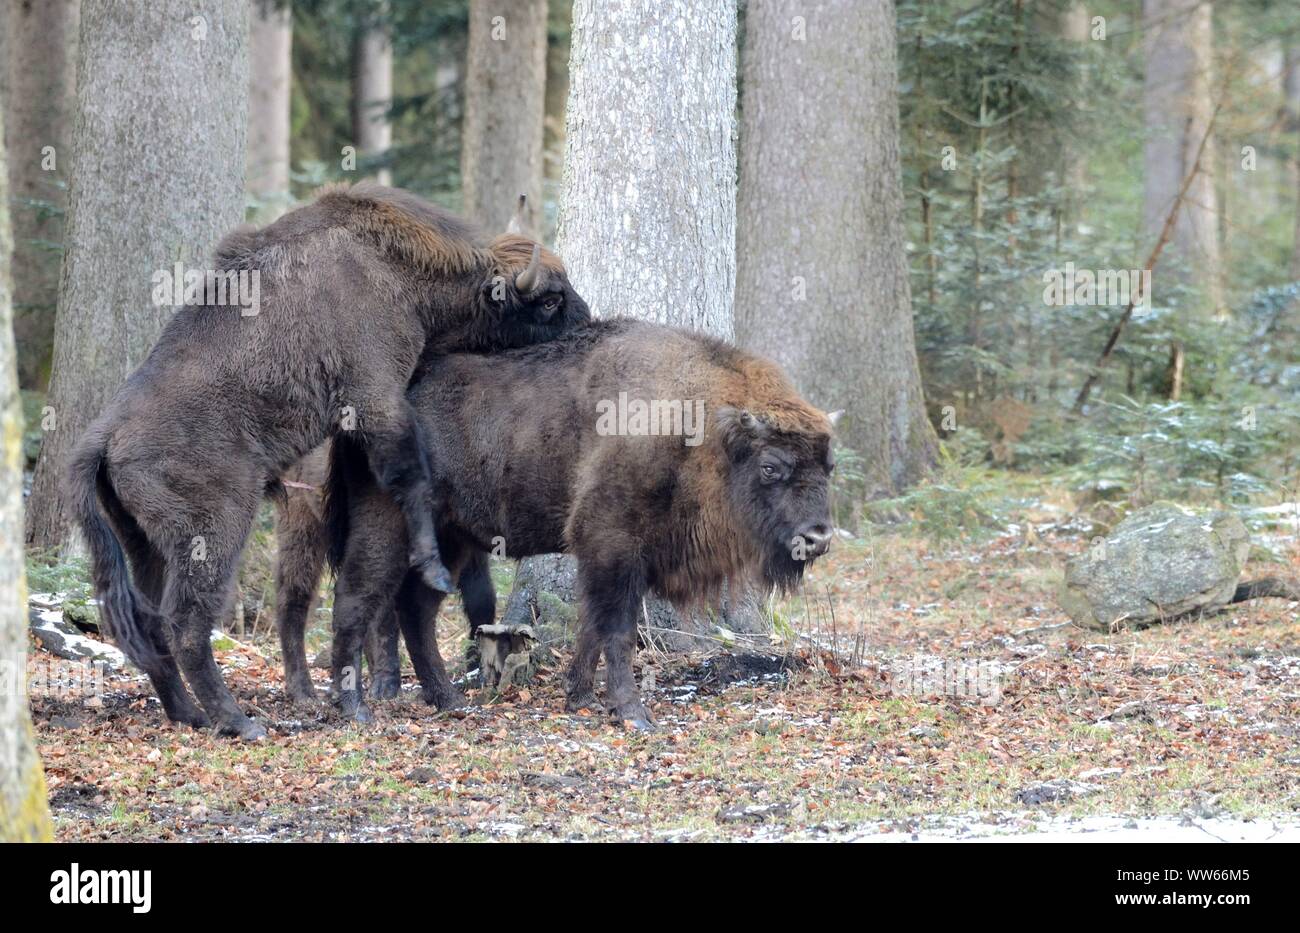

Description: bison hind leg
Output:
[365,604,402,700]
[103,503,209,728]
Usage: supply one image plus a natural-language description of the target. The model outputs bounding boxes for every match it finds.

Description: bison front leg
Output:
[566,561,654,730]
[394,573,466,711]
[458,548,496,668]
[357,398,454,593]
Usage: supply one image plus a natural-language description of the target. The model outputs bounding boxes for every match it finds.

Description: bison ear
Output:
[715,406,767,457]
[506,194,528,236]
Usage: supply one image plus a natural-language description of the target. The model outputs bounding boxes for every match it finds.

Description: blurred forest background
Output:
[5,0,1300,600]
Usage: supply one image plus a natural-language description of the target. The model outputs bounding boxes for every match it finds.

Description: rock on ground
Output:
[1058,502,1249,631]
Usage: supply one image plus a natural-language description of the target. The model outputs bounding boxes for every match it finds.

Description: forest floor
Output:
[26,497,1300,842]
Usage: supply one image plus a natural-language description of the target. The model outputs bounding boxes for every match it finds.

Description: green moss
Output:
[0,721,54,842]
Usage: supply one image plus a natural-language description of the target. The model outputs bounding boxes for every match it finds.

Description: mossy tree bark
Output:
[25,0,250,550]
[0,97,55,843]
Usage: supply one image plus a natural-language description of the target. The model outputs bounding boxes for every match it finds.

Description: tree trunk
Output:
[502,0,758,652]
[461,0,547,233]
[25,0,250,550]
[351,2,392,186]
[0,2,8,112]
[735,0,936,499]
[0,95,54,843]
[247,0,292,222]
[1141,0,1221,312]
[558,0,736,333]
[5,0,79,390]
[543,16,570,241]
[1058,1,1089,213]
[1285,46,1300,281]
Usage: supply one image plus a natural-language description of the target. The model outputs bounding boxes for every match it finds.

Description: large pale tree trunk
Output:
[0,99,54,843]
[352,2,392,186]
[25,0,250,550]
[501,0,756,651]
[1141,0,1220,311]
[461,0,547,233]
[558,0,736,334]
[5,0,79,390]
[736,0,936,499]
[247,0,292,222]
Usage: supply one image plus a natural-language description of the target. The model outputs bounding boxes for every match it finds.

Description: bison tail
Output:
[323,435,370,572]
[65,430,162,669]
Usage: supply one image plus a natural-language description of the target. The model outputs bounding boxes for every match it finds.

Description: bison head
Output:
[475,235,591,350]
[717,406,836,591]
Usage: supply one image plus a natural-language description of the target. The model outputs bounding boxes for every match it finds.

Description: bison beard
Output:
[65,183,590,739]
[320,318,835,728]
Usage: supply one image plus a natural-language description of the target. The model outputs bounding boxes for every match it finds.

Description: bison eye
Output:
[760,463,779,481]
[543,296,562,312]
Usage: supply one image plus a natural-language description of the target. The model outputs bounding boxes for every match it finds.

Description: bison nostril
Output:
[794,523,833,556]
[804,523,831,542]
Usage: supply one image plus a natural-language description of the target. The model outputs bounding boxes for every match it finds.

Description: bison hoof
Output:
[369,675,401,701]
[333,692,374,724]
[216,716,267,742]
[169,708,211,730]
[414,556,455,593]
[608,702,656,733]
[564,691,602,715]
[286,685,323,706]
[422,688,468,711]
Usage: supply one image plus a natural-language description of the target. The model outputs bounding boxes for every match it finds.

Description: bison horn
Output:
[515,243,542,293]
[826,409,844,429]
[736,409,768,438]
[506,194,528,235]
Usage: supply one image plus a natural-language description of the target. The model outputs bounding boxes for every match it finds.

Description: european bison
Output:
[67,184,590,738]
[321,318,837,728]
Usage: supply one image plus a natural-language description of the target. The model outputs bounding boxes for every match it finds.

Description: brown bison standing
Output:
[321,318,837,728]
[67,184,590,739]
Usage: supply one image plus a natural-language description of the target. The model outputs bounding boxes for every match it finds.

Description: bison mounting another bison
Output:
[69,183,838,738]
[67,184,590,739]
[315,318,838,730]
